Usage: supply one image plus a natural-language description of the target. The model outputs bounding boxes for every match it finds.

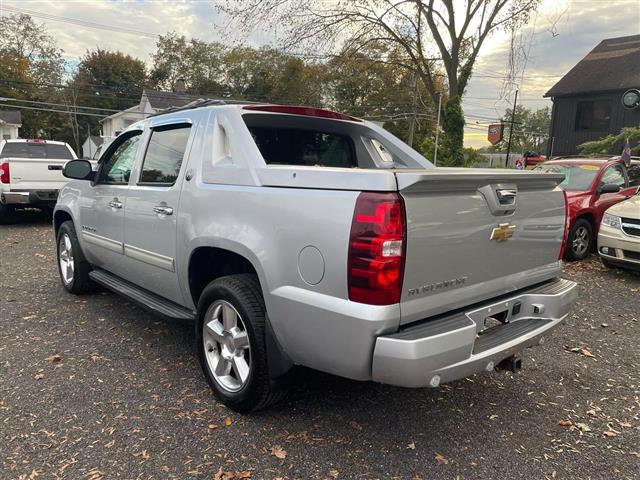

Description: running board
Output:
[89,269,195,321]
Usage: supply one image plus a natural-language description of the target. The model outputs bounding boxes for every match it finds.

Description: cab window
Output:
[139,124,191,185]
[600,164,625,189]
[97,132,142,185]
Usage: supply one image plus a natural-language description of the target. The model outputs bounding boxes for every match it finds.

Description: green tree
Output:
[579,127,640,155]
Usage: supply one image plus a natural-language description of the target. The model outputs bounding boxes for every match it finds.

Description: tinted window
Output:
[248,127,356,168]
[534,164,600,191]
[98,133,142,184]
[0,142,74,159]
[575,101,611,131]
[139,125,191,184]
[627,164,640,187]
[600,165,625,188]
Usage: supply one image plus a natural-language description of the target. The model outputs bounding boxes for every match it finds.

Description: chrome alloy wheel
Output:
[203,300,251,392]
[58,233,75,285]
[572,225,590,256]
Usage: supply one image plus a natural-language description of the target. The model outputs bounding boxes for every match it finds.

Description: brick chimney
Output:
[174,78,186,94]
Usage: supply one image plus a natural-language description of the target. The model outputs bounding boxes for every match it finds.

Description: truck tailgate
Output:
[396,168,566,325]
[7,158,69,190]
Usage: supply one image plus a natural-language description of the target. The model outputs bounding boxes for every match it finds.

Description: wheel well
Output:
[53,211,73,235]
[188,247,258,305]
[574,213,596,233]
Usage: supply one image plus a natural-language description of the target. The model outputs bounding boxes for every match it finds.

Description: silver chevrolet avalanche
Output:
[54,101,578,412]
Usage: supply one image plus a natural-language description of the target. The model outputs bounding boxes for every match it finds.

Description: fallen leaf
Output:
[328,469,339,479]
[580,348,595,358]
[133,450,150,461]
[434,452,448,465]
[213,469,235,480]
[237,471,252,479]
[600,323,609,328]
[574,423,591,432]
[586,409,597,417]
[558,419,572,427]
[224,417,233,426]
[407,442,416,450]
[208,423,220,430]
[46,354,62,363]
[489,414,498,420]
[603,430,617,437]
[271,445,287,459]
[22,315,37,320]
[617,421,632,428]
[34,373,44,380]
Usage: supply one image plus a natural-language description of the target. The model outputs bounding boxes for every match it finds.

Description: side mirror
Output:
[63,159,94,181]
[599,183,621,194]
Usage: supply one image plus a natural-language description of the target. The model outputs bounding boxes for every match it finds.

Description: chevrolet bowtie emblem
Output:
[490,223,516,241]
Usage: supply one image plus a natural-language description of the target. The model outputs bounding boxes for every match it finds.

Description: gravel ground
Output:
[1,215,639,480]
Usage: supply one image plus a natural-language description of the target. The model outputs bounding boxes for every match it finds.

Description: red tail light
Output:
[0,162,9,184]
[348,192,406,305]
[558,190,569,260]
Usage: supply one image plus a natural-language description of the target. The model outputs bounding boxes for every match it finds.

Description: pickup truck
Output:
[54,102,578,412]
[0,138,77,223]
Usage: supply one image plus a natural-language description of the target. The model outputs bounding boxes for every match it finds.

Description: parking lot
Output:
[1,215,639,480]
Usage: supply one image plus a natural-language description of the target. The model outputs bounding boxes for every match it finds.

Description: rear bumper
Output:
[1,190,58,205]
[371,278,578,388]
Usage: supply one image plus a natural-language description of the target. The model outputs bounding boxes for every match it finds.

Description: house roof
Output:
[545,34,640,98]
[144,89,203,110]
[0,110,22,125]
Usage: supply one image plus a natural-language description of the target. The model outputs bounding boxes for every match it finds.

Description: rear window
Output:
[248,126,357,168]
[0,142,74,160]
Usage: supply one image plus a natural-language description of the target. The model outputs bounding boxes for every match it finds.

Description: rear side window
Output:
[139,124,191,185]
[248,127,357,168]
[0,142,74,159]
[600,165,625,188]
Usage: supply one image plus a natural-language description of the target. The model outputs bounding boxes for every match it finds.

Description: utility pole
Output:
[407,73,418,148]
[87,124,91,159]
[433,92,442,166]
[505,89,518,167]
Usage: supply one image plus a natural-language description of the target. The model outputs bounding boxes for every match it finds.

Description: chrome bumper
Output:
[1,190,58,205]
[371,278,578,388]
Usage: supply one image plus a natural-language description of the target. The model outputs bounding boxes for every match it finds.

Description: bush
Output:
[578,127,640,155]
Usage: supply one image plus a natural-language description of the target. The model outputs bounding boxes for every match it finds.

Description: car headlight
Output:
[602,213,621,229]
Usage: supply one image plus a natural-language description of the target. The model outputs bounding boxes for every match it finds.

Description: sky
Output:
[0,0,638,148]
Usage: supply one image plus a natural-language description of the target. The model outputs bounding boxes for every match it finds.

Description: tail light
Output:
[0,162,9,184]
[348,192,406,305]
[558,190,569,260]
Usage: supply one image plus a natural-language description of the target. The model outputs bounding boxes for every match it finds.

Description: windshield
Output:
[0,142,74,160]
[534,163,600,191]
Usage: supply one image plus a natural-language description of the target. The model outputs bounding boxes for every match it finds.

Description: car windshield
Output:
[534,163,600,191]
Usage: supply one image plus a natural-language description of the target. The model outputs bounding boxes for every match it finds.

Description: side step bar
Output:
[89,269,195,321]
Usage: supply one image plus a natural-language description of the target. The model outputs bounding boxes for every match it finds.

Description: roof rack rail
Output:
[148,98,261,118]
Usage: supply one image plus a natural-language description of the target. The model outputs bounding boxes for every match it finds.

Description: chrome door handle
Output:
[108,199,123,209]
[153,206,173,215]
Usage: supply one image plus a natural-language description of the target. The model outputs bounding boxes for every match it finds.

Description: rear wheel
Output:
[565,218,593,261]
[195,274,287,412]
[56,221,94,294]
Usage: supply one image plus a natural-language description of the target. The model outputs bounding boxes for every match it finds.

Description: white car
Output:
[0,139,77,222]
[598,192,640,270]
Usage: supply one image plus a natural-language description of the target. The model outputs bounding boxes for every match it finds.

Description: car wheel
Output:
[195,274,287,412]
[56,221,94,294]
[565,219,593,261]
[0,203,17,225]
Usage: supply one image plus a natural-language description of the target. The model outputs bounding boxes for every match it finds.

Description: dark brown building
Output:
[545,34,640,156]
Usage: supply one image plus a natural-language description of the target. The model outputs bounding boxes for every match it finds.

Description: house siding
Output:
[549,90,640,156]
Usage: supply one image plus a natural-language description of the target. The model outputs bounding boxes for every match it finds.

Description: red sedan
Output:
[534,158,639,260]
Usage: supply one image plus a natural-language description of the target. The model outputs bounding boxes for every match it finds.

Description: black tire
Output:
[564,218,593,261]
[195,274,287,412]
[56,220,95,294]
[0,203,17,225]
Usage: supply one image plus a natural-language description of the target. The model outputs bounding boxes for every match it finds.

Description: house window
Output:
[575,100,611,131]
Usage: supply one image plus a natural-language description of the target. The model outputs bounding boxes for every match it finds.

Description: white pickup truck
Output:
[0,139,77,222]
